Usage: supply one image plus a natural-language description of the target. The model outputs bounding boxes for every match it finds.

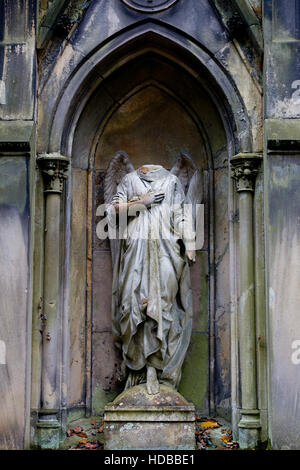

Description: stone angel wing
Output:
[104,151,134,267]
[171,152,204,249]
[170,152,198,194]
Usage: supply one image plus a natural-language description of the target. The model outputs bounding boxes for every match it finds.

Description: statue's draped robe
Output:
[107,166,194,389]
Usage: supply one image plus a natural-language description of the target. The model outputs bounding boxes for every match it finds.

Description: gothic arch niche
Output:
[68,49,233,420]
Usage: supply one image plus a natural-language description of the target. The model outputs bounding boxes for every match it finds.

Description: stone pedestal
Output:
[104,385,196,450]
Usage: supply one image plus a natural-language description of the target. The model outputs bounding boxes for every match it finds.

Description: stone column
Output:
[231,153,262,449]
[36,153,69,449]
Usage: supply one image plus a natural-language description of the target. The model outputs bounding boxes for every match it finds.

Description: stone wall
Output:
[264,0,300,450]
[0,1,36,450]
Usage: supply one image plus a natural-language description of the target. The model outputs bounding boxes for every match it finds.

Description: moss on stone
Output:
[179,333,209,412]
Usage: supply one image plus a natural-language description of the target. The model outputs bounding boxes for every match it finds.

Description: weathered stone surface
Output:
[214,40,262,151]
[93,252,113,333]
[0,120,35,148]
[92,332,123,414]
[266,154,300,449]
[263,1,300,449]
[0,3,36,449]
[254,169,268,443]
[214,167,231,419]
[95,85,206,170]
[94,171,110,251]
[36,412,60,450]
[249,0,262,19]
[68,169,88,407]
[104,384,196,450]
[0,1,36,121]
[190,251,209,332]
[31,171,44,415]
[179,333,209,414]
[0,157,29,450]
[72,86,114,170]
[264,1,300,119]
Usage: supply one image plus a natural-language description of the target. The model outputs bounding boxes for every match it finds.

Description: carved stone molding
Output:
[121,0,178,13]
[37,152,69,194]
[231,153,262,191]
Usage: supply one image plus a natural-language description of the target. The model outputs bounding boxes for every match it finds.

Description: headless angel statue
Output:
[106,160,199,395]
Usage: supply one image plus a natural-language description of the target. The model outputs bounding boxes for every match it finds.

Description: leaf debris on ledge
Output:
[195,416,239,450]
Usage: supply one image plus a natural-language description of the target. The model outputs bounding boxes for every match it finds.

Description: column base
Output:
[238,409,261,449]
[37,409,60,449]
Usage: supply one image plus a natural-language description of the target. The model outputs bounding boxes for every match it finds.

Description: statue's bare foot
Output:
[146,366,160,395]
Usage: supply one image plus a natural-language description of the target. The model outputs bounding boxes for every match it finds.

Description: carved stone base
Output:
[238,409,261,449]
[37,409,60,449]
[104,384,196,450]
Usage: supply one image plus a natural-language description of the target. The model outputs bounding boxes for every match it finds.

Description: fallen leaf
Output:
[79,438,89,444]
[98,424,104,433]
[199,420,220,429]
[221,435,231,443]
[90,419,96,426]
[73,426,83,433]
[85,442,99,449]
[77,432,88,438]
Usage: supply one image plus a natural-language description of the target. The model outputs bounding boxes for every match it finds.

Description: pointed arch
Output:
[44,21,253,156]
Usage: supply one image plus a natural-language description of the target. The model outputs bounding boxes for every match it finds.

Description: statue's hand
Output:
[139,191,165,207]
[186,250,196,263]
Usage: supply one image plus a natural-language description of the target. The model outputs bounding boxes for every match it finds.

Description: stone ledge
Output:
[0,120,35,153]
[265,118,300,151]
[105,407,195,423]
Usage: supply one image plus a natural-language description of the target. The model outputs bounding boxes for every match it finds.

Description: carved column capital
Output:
[231,153,262,192]
[37,152,69,194]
